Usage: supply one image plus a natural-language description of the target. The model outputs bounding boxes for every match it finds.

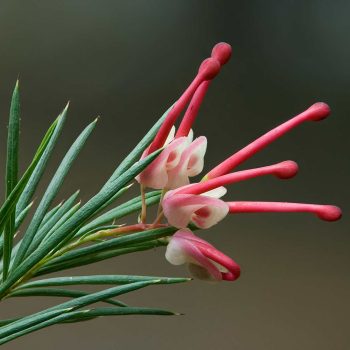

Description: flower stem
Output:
[140,184,147,223]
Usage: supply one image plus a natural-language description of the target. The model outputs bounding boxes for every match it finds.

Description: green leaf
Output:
[35,191,80,241]
[18,275,191,289]
[0,111,63,237]
[35,240,167,276]
[28,200,81,256]
[0,149,162,297]
[39,202,63,229]
[8,288,127,307]
[0,318,20,327]
[12,119,97,269]
[60,306,176,323]
[0,280,159,340]
[0,308,71,341]
[81,183,133,228]
[75,190,161,238]
[6,192,80,270]
[55,185,134,251]
[0,201,34,261]
[108,104,172,181]
[47,226,176,267]
[3,81,21,279]
[0,306,177,345]
[15,104,68,217]
[15,201,34,231]
[0,201,33,263]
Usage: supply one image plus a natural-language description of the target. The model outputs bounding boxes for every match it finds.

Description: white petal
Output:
[164,126,176,146]
[165,238,189,265]
[201,186,227,198]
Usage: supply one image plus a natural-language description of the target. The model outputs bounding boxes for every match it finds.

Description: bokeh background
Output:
[0,1,349,349]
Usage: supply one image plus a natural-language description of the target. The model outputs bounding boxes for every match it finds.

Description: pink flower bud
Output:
[165,229,241,281]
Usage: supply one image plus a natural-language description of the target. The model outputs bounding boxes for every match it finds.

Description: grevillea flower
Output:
[162,102,342,230]
[163,161,299,228]
[165,229,240,281]
[136,131,208,189]
[166,136,207,189]
[135,42,342,283]
[136,136,191,189]
[137,43,232,190]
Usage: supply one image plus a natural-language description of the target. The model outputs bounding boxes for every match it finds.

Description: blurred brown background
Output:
[0,1,349,349]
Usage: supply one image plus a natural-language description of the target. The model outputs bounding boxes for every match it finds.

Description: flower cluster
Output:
[137,43,341,282]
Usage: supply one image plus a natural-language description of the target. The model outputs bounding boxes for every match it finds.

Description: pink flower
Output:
[136,130,208,189]
[136,43,232,189]
[163,158,341,227]
[136,136,190,189]
[163,189,229,229]
[163,161,299,228]
[165,229,240,281]
[166,136,207,189]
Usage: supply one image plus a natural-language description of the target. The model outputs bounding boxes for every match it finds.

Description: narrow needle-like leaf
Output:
[8,288,127,307]
[47,226,176,266]
[28,200,81,256]
[0,306,177,345]
[0,280,159,340]
[109,105,172,181]
[75,190,161,238]
[0,149,161,296]
[0,110,63,239]
[17,275,191,289]
[15,104,68,217]
[35,241,167,276]
[3,81,20,279]
[12,119,97,269]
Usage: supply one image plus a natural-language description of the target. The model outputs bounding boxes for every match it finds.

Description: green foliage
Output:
[0,83,187,344]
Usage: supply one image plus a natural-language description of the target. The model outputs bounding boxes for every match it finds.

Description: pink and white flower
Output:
[135,42,342,282]
[163,189,229,229]
[163,160,299,228]
[136,136,190,189]
[137,43,233,190]
[165,229,240,281]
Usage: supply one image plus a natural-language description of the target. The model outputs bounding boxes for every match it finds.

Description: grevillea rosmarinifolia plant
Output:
[0,42,341,344]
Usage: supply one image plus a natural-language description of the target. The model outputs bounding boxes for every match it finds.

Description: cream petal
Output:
[166,137,207,189]
[163,192,229,229]
[137,137,188,189]
[201,186,227,198]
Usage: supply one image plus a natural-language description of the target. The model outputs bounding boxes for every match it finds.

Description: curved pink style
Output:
[206,102,331,179]
[175,43,232,138]
[163,190,229,229]
[228,202,342,221]
[177,160,298,195]
[165,229,240,281]
[175,81,210,138]
[147,57,221,155]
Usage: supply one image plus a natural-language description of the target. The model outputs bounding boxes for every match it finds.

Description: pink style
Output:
[136,43,232,190]
[165,229,241,282]
[163,104,342,226]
